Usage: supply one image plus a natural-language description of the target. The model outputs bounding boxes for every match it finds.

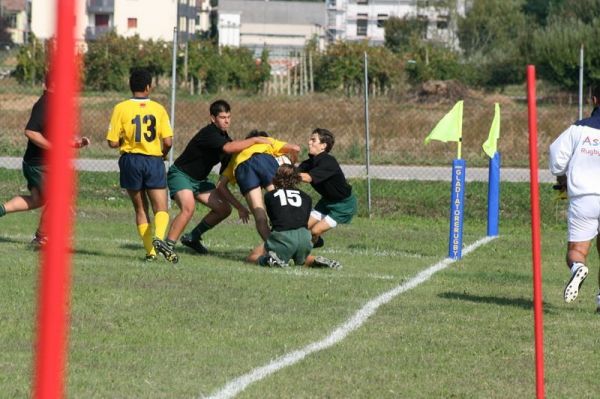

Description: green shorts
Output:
[23,161,44,192]
[314,193,357,225]
[265,228,312,265]
[167,164,215,199]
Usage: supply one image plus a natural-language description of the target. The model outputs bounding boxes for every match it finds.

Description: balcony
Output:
[85,25,114,40]
[87,0,114,13]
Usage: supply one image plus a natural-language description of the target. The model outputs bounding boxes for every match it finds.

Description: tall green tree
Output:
[384,16,427,54]
[457,0,531,86]
[13,34,47,86]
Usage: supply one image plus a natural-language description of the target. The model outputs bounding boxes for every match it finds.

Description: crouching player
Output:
[246,164,341,269]
[298,128,357,248]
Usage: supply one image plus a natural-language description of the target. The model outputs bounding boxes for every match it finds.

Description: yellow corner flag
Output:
[424,100,463,144]
[482,103,501,158]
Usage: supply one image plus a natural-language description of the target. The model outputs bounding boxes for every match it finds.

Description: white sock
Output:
[570,262,585,274]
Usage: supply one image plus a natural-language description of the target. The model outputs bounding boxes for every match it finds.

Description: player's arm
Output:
[215,175,250,223]
[24,129,50,150]
[222,136,270,154]
[299,172,312,183]
[281,143,300,164]
[161,136,173,158]
[106,107,123,149]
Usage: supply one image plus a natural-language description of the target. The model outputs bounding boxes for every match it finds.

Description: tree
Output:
[13,34,47,86]
[457,0,531,86]
[384,16,427,54]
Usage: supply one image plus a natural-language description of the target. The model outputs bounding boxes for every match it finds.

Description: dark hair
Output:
[210,99,231,117]
[312,128,335,152]
[129,68,152,92]
[245,129,269,139]
[272,164,301,189]
[592,85,600,101]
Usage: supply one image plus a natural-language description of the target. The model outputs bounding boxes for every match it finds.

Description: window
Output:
[95,14,109,27]
[128,18,137,29]
[357,0,368,4]
[357,14,368,36]
[437,16,449,30]
[6,14,17,29]
[377,14,388,28]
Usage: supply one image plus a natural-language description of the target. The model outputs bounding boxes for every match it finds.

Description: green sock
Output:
[190,220,213,241]
[0,204,6,217]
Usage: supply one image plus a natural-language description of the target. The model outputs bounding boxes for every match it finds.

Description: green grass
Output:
[0,169,595,398]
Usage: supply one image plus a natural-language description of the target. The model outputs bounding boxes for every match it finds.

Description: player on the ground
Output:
[216,130,300,241]
[0,75,90,247]
[549,83,600,309]
[164,100,270,255]
[298,128,357,249]
[106,68,177,263]
[247,164,341,268]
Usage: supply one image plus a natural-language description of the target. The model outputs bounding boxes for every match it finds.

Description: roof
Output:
[219,0,326,26]
[2,0,27,11]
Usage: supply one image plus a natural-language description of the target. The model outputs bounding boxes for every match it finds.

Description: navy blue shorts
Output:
[235,153,278,195]
[119,153,167,190]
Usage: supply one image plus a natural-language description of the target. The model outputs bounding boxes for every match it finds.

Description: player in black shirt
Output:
[164,100,269,254]
[298,128,357,249]
[247,164,341,268]
[0,78,89,247]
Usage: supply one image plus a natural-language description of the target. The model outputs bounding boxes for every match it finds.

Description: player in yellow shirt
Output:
[106,68,177,263]
[216,130,299,240]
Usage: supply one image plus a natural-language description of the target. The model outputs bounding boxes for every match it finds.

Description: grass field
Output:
[1,169,599,398]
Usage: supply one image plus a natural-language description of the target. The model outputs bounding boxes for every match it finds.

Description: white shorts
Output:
[310,210,338,228]
[568,195,600,242]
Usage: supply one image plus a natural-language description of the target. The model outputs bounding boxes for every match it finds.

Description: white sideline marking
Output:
[202,236,497,399]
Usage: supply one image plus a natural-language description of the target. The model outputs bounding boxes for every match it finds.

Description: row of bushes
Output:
[11,0,600,93]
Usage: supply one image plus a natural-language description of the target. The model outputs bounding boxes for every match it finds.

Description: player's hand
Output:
[553,175,567,200]
[237,207,250,224]
[552,175,567,192]
[73,136,90,148]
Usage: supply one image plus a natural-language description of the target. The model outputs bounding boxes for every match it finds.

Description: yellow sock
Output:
[154,211,169,240]
[137,222,156,256]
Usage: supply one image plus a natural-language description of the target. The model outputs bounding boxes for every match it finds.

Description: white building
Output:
[1,0,29,45]
[30,0,196,43]
[326,0,467,47]
[218,0,326,56]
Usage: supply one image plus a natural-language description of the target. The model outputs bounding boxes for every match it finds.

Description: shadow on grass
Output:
[439,291,556,313]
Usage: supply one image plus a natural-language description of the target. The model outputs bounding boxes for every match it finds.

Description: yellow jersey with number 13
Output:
[106,97,173,156]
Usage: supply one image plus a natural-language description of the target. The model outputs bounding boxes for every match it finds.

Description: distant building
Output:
[1,0,29,45]
[326,0,467,48]
[30,0,197,43]
[217,0,326,57]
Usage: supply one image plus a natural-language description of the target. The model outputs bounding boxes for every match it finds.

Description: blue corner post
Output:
[487,152,501,237]
[448,159,466,260]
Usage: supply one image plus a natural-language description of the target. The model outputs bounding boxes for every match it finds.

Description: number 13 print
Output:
[132,114,157,142]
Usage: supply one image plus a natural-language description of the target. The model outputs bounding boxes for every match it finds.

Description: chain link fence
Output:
[0,43,582,219]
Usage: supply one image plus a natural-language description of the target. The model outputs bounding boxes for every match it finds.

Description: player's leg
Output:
[246,242,266,264]
[166,189,196,242]
[244,187,270,241]
[1,164,45,216]
[127,189,155,259]
[563,195,597,302]
[146,187,169,239]
[596,238,600,312]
